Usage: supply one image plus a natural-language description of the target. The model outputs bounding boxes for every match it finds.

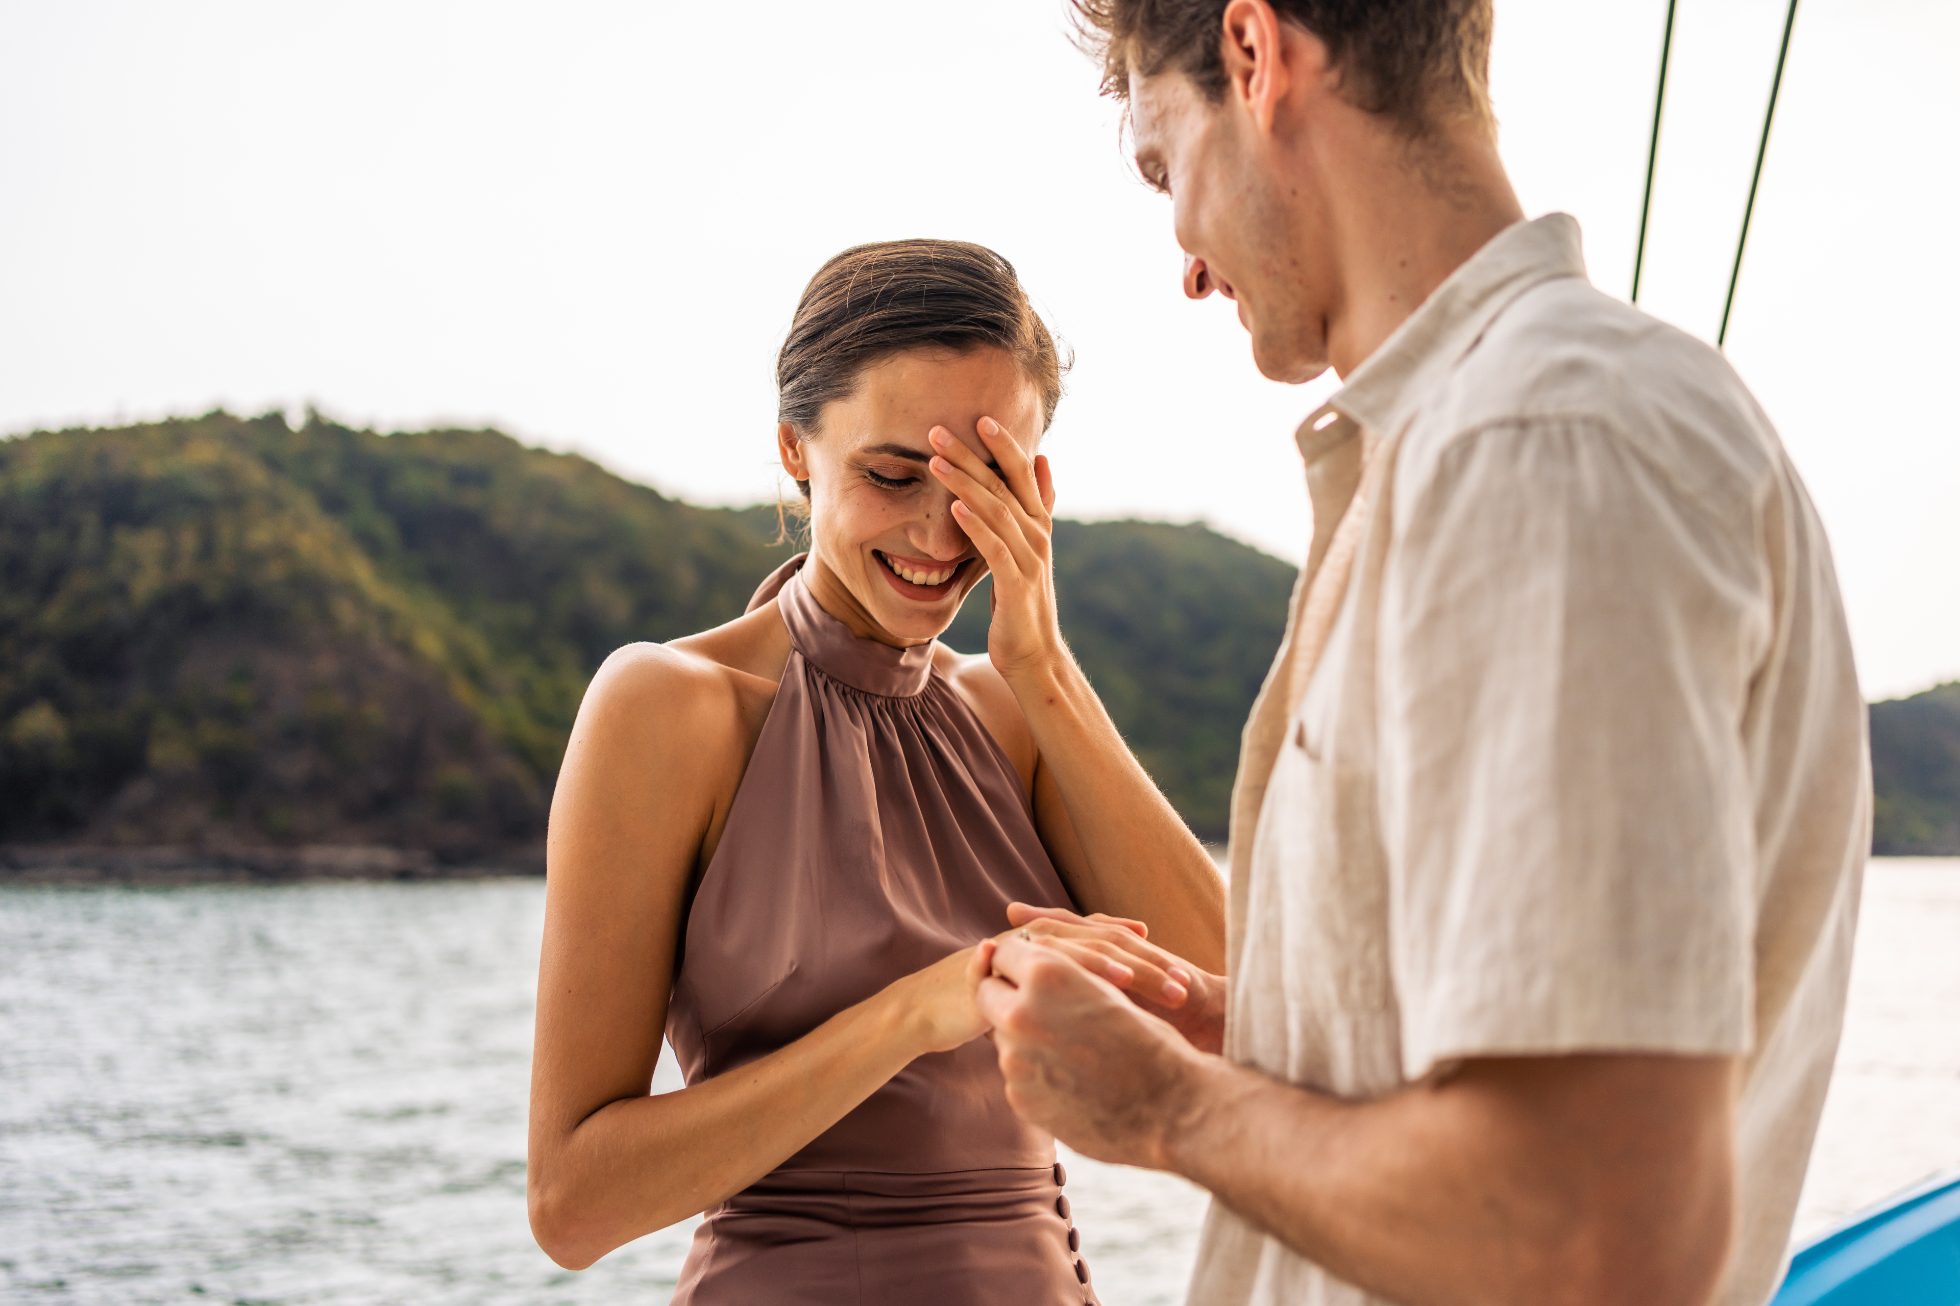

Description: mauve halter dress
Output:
[663,553,1100,1305]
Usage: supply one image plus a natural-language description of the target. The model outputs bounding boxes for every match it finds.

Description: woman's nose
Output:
[1183,252,1214,300]
[916,496,971,559]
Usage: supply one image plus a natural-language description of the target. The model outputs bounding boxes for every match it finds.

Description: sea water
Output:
[2,860,1955,1304]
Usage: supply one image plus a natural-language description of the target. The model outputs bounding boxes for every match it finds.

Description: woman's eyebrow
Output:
[860,441,1000,473]
[860,441,931,464]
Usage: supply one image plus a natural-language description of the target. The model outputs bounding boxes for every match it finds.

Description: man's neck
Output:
[1323,137,1525,379]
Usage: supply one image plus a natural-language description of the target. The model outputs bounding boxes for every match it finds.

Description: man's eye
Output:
[865,469,918,489]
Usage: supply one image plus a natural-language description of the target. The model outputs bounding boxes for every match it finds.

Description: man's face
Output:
[1128,68,1335,384]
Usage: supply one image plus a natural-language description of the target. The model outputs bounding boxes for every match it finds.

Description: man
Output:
[973,2,1873,1303]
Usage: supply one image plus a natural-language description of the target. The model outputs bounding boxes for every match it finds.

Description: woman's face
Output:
[779,345,1045,647]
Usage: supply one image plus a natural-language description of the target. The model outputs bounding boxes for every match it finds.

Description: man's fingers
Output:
[968,938,998,989]
[975,973,1020,1028]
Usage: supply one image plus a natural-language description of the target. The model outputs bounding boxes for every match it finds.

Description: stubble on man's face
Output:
[1129,71,1336,386]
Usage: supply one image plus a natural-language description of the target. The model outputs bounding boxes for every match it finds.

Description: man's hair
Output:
[1068,0,1495,136]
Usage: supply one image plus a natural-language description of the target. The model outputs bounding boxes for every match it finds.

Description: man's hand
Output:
[1005,901,1227,1054]
[973,930,1210,1167]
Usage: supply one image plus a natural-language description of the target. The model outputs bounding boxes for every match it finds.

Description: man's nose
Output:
[1183,253,1214,300]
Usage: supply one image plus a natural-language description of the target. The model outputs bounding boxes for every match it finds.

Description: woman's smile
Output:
[872,548,976,601]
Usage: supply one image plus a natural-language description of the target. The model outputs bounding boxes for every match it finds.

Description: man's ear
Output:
[1221,0,1312,134]
[777,422,808,482]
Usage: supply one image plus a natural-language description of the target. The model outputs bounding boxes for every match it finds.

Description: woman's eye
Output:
[864,469,918,490]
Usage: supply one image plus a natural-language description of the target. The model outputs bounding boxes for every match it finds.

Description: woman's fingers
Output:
[1056,918,1187,987]
[928,425,1024,519]
[975,417,1047,520]
[1008,914,1194,1005]
[926,423,1050,562]
[1034,453,1056,515]
[1008,931,1135,988]
[1049,939,1136,987]
[1006,900,1148,938]
[948,497,1015,579]
[1034,936,1188,1007]
[936,456,1041,577]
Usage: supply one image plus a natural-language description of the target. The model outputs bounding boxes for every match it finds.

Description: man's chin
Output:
[1250,335,1332,386]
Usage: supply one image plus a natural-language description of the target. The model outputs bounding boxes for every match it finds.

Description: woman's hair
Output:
[774,239,1069,519]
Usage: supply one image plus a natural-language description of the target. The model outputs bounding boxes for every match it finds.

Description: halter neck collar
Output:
[745,552,938,698]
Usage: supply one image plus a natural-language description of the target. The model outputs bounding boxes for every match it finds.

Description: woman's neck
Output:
[798,551,931,650]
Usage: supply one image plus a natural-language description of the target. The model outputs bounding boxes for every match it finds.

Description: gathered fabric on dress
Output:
[664,553,1098,1305]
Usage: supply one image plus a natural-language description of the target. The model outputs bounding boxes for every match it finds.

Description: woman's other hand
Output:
[927,416,1062,685]
[892,940,1001,1056]
[1002,902,1228,1055]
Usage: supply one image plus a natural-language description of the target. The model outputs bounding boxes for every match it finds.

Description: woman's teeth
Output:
[880,553,958,586]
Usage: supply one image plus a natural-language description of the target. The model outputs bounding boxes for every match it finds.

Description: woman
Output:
[526,239,1226,1304]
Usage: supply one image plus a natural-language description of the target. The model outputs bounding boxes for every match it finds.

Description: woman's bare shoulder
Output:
[580,604,790,773]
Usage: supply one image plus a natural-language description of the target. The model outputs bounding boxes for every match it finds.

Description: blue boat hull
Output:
[1769,1170,1960,1305]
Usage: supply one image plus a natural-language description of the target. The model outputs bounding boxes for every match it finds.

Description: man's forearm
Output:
[1015,652,1225,970]
[1162,1051,1737,1306]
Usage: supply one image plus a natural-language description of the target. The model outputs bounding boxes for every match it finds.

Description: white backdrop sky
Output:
[2,0,1954,699]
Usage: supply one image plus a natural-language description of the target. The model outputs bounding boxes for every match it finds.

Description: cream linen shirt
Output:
[1185,213,1872,1306]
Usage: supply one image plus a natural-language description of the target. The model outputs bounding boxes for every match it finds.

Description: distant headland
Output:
[1,411,1952,882]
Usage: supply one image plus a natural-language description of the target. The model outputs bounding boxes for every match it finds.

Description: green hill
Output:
[0,412,1289,862]
[1871,681,1960,855]
[2,412,1953,869]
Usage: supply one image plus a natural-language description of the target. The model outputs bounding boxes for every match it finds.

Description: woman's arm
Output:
[928,418,1226,971]
[1023,664,1225,971]
[527,644,994,1271]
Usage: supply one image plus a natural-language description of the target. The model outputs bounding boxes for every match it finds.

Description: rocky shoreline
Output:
[0,843,545,885]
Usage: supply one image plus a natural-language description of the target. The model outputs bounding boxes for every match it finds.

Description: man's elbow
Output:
[1557,1174,1735,1306]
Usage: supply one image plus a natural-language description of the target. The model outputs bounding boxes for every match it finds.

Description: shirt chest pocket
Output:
[1254,699,1397,1016]
[1292,711,1321,761]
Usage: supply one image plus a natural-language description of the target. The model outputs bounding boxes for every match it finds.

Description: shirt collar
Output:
[1294,212,1591,461]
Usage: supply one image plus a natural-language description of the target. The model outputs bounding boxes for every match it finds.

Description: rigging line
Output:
[1632,0,1679,305]
[1720,0,1802,349]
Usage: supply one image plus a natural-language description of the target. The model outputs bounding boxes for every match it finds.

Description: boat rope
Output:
[1719,0,1803,348]
[1631,0,1678,304]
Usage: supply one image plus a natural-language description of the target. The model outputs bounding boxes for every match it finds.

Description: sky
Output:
[1,0,1955,699]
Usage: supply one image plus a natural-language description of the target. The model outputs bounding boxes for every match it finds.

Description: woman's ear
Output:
[776,422,808,482]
